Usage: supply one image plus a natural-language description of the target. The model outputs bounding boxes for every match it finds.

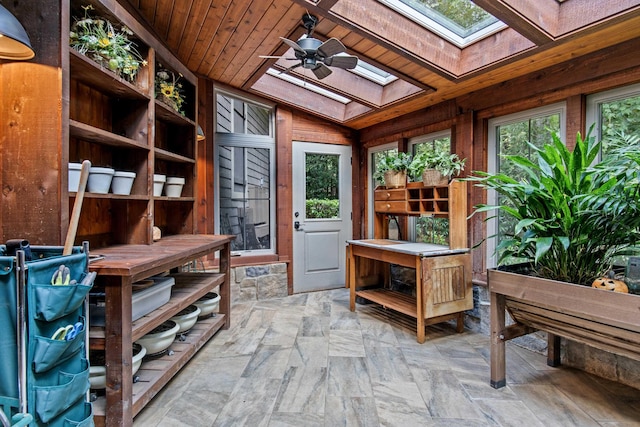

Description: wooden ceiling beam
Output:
[251,73,350,122]
[473,0,558,45]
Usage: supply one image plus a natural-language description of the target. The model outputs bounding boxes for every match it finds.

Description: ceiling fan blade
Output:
[324,54,358,70]
[281,63,302,75]
[312,62,332,79]
[259,55,298,59]
[280,37,306,55]
[317,38,346,57]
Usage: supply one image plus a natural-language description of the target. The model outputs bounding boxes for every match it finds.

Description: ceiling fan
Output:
[260,13,359,80]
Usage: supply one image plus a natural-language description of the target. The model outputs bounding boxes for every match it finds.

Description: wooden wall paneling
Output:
[197,78,215,237]
[1,1,66,245]
[566,94,586,150]
[453,111,474,249]
[471,117,489,283]
[276,107,294,292]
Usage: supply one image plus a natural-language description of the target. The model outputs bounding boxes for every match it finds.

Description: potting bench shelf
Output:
[88,235,232,427]
[349,180,472,343]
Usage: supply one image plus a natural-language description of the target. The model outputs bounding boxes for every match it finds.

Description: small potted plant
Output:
[69,5,147,82]
[373,151,413,188]
[155,64,186,115]
[409,150,466,186]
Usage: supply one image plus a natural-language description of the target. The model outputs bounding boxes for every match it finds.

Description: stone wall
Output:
[230,263,288,302]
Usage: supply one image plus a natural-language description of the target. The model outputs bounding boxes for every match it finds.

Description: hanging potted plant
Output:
[409,150,466,186]
[373,151,413,188]
[468,129,640,388]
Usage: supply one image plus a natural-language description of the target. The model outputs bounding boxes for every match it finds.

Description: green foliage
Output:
[306,154,339,199]
[416,217,449,245]
[469,128,640,286]
[408,149,465,181]
[306,199,339,219]
[372,151,413,182]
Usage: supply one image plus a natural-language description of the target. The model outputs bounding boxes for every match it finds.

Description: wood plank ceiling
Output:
[125,0,640,129]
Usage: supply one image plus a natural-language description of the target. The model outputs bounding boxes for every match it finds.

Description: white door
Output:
[292,142,352,293]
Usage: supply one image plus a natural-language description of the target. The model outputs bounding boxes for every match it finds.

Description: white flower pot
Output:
[153,174,166,197]
[111,171,136,195]
[165,176,185,197]
[87,167,115,194]
[68,162,82,192]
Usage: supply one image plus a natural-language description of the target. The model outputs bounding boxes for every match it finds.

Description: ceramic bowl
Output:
[170,305,201,333]
[194,292,220,318]
[135,320,179,355]
[89,343,146,389]
[132,342,146,375]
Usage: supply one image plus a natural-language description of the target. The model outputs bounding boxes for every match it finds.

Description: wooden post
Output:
[490,291,507,388]
[547,333,562,367]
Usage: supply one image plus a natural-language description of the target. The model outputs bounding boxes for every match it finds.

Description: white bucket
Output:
[165,177,185,197]
[153,174,166,197]
[87,167,115,194]
[68,163,82,192]
[111,171,136,195]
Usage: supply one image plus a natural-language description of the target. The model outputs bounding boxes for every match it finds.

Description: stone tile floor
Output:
[134,288,640,426]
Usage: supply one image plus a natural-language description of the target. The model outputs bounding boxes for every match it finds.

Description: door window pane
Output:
[305,153,340,219]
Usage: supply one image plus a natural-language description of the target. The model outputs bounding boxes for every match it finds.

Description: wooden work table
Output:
[348,239,472,343]
[88,234,233,427]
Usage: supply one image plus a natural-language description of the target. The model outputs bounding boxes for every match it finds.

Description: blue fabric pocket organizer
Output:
[33,280,93,322]
[32,318,86,374]
[62,402,93,427]
[33,358,89,423]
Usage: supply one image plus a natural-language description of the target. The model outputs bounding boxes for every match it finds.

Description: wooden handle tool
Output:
[64,160,91,255]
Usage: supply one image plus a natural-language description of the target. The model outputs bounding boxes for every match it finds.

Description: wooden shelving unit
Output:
[88,235,233,427]
[349,180,473,343]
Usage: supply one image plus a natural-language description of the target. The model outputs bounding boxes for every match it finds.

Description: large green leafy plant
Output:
[471,129,640,286]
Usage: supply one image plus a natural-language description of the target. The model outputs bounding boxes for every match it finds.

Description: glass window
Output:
[368,144,399,238]
[216,93,271,136]
[216,92,274,253]
[587,83,640,158]
[305,153,340,219]
[487,104,565,268]
[409,131,451,245]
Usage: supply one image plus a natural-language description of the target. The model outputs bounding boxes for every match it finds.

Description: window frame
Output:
[367,142,399,238]
[586,82,640,154]
[214,89,276,254]
[485,103,566,269]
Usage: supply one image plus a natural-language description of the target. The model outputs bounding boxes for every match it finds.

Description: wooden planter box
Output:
[488,266,640,388]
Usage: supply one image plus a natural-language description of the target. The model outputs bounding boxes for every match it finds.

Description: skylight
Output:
[266,68,351,104]
[350,59,398,85]
[378,0,505,47]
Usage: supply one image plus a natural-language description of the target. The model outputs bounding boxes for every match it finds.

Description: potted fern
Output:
[469,129,640,388]
[373,151,412,188]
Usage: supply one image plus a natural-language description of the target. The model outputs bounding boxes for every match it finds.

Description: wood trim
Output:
[276,107,294,293]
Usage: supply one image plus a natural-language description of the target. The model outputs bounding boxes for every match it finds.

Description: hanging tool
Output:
[51,264,71,285]
[64,160,91,256]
